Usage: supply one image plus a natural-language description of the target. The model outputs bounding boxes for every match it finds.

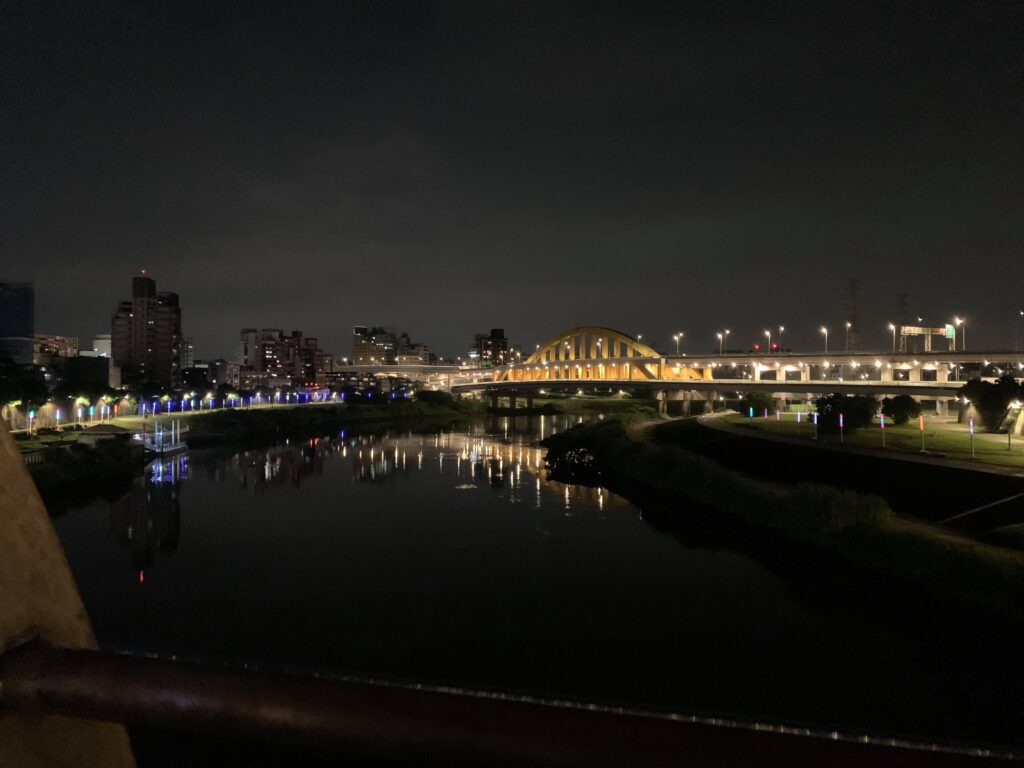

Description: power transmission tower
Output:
[840,279,862,351]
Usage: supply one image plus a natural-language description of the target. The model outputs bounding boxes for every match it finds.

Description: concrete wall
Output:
[0,421,135,767]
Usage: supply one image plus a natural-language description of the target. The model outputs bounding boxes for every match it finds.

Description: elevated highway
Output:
[441,326,1024,413]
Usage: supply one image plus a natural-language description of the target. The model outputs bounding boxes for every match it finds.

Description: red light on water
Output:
[138,570,145,584]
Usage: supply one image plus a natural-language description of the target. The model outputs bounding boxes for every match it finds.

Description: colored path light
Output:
[880,413,885,448]
[775,410,780,422]
[969,415,975,458]
[839,412,844,444]
[919,414,926,452]
[763,408,768,419]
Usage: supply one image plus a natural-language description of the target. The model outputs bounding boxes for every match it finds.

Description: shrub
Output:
[881,394,921,426]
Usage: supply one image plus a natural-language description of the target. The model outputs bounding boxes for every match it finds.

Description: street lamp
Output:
[888,323,896,352]
[954,317,965,351]
[778,326,784,352]
[820,326,828,353]
[844,321,852,353]
[673,332,683,355]
[763,329,771,354]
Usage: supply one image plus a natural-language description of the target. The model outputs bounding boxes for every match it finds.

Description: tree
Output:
[740,391,775,416]
[880,394,920,426]
[962,375,1023,431]
[0,363,49,407]
[814,393,876,434]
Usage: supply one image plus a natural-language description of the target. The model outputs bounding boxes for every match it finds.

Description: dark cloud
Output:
[2,1,1022,358]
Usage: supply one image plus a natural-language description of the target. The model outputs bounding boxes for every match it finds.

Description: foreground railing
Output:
[0,643,1015,766]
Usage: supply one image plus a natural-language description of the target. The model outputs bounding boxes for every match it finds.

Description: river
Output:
[50,414,1024,759]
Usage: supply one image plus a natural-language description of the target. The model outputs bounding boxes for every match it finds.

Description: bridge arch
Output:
[524,326,659,365]
[492,326,704,383]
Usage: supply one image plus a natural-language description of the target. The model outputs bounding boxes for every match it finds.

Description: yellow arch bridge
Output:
[491,326,708,384]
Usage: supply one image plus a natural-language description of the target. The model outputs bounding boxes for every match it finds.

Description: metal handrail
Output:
[0,643,1015,766]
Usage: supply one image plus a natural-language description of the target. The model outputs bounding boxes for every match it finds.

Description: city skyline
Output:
[3,3,1022,358]
[6,269,1018,363]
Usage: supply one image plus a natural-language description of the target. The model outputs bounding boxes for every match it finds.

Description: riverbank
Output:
[28,438,138,511]
[542,418,1024,636]
[182,398,478,447]
[24,396,483,508]
[655,416,1024,537]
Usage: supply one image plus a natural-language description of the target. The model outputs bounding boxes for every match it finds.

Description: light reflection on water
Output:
[112,415,625,581]
[51,413,1024,749]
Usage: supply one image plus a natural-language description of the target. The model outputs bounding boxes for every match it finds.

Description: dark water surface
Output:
[51,415,1024,755]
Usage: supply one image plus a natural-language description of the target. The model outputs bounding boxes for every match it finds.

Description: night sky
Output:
[2,1,1022,359]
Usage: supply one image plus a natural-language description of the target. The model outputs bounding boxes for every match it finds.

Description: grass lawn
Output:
[719,412,1024,468]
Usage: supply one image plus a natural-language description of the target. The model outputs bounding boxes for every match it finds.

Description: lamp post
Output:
[778,326,784,352]
[673,333,681,355]
[764,329,771,355]
[888,323,896,352]
[968,408,975,458]
[1017,311,1024,352]
[716,329,730,355]
[820,326,828,353]
[954,317,965,351]
[844,321,852,353]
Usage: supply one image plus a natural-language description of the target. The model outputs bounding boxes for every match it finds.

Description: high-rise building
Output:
[237,327,324,387]
[111,274,183,390]
[182,336,195,368]
[468,328,510,367]
[397,333,430,365]
[284,331,324,383]
[0,281,35,365]
[353,326,398,365]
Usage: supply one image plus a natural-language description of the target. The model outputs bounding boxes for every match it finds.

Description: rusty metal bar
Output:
[0,643,1014,767]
